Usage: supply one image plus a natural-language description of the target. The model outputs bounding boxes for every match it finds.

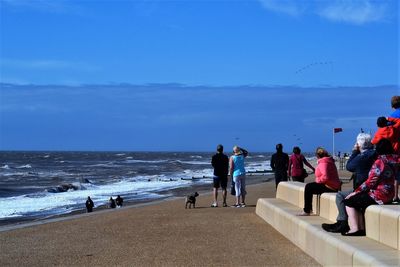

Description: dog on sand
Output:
[185,192,199,209]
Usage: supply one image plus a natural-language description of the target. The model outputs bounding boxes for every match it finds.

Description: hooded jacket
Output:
[372,117,400,154]
[315,156,341,190]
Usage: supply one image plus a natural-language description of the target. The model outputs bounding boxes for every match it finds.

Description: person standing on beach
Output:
[211,144,229,207]
[271,143,289,188]
[229,146,248,208]
[85,196,94,213]
[288,146,315,182]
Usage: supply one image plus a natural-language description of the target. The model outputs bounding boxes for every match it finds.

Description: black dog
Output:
[185,192,199,209]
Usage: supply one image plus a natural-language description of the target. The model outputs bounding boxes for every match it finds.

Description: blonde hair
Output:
[315,147,329,158]
[233,146,241,154]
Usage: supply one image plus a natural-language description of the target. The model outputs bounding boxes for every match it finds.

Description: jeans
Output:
[336,190,352,221]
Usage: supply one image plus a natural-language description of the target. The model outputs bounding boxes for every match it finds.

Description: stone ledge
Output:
[256,198,400,266]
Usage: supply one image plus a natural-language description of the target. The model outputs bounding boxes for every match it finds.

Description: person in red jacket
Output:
[298,147,341,216]
[288,146,315,182]
[372,117,400,153]
[372,116,400,202]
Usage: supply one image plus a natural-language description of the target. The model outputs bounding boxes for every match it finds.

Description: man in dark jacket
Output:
[270,144,289,188]
[322,133,376,233]
[211,144,229,207]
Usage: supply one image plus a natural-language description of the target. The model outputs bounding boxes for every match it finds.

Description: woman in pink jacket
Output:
[299,147,341,216]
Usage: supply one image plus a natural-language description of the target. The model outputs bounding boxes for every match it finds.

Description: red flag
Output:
[334,128,343,133]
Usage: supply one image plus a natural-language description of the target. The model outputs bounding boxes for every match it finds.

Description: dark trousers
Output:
[303,182,336,213]
[274,170,288,188]
[292,176,305,183]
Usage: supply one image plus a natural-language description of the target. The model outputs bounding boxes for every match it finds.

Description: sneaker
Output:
[231,204,240,208]
[211,203,218,208]
[392,198,400,204]
[223,202,228,207]
[240,203,246,208]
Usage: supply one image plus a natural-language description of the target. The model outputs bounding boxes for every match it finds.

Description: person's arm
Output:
[270,154,276,171]
[388,117,400,128]
[303,156,315,172]
[241,148,248,158]
[288,156,292,177]
[355,159,381,193]
[229,157,234,177]
[211,155,216,168]
[346,148,361,172]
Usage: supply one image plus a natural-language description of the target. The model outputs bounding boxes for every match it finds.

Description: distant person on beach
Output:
[270,143,289,188]
[211,144,229,207]
[288,146,315,182]
[229,146,248,208]
[109,197,116,209]
[322,133,376,233]
[298,147,341,216]
[85,196,94,213]
[342,139,399,236]
[116,195,123,207]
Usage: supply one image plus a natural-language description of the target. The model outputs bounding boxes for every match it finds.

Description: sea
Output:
[0,151,273,225]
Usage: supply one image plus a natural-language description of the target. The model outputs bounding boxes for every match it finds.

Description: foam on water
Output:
[0,176,192,219]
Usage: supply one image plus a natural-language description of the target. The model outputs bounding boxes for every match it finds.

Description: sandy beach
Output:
[0,172,338,267]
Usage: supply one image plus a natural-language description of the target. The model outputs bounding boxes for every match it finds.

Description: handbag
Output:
[302,168,309,179]
[230,181,236,195]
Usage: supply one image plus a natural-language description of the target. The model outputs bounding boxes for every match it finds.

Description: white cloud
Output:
[318,0,388,25]
[258,0,391,25]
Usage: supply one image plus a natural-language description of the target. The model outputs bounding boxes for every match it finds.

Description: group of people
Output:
[269,95,400,236]
[211,145,248,208]
[85,195,124,213]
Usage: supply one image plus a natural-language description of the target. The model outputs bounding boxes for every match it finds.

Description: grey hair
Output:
[357,133,373,150]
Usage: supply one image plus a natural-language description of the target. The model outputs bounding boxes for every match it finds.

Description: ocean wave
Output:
[1,165,10,169]
[125,159,169,164]
[16,164,32,169]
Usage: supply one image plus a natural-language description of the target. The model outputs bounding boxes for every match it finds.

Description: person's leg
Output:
[213,188,218,204]
[241,175,246,205]
[222,188,227,206]
[345,206,360,233]
[234,176,241,205]
[303,182,316,213]
[303,183,334,214]
[336,190,351,221]
[221,176,228,206]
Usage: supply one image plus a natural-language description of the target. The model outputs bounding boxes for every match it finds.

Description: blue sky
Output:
[0,0,399,152]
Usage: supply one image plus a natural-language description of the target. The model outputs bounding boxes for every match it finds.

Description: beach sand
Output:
[0,171,354,267]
